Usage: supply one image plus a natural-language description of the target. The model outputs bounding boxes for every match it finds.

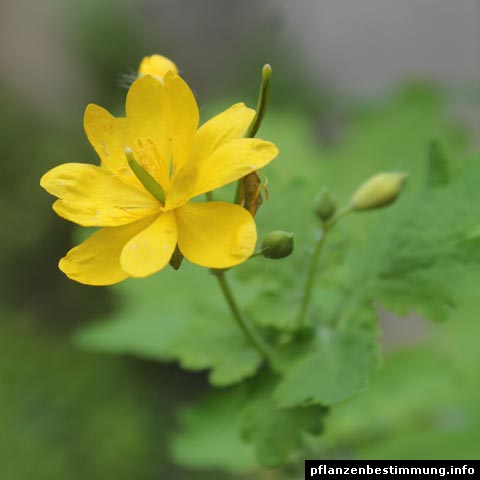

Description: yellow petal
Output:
[164,72,199,173]
[164,165,200,211]
[121,211,177,277]
[166,103,255,208]
[126,75,171,189]
[83,104,127,172]
[83,110,142,190]
[183,138,278,201]
[59,217,156,285]
[138,54,178,78]
[40,163,160,227]
[176,202,256,268]
[192,103,255,163]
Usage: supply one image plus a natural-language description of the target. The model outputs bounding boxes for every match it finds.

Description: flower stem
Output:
[296,229,327,331]
[296,207,351,330]
[213,269,276,365]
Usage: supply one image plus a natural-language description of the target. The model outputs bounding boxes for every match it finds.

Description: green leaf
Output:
[322,347,458,449]
[77,262,262,386]
[319,296,480,459]
[75,263,219,359]
[274,327,379,407]
[172,374,328,471]
[171,314,262,387]
[170,388,256,474]
[322,344,480,460]
[241,374,327,468]
[363,159,480,322]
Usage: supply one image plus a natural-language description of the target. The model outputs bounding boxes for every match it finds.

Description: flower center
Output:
[126,150,166,204]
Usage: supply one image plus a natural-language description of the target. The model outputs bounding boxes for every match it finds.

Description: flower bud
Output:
[261,231,294,259]
[314,189,336,221]
[138,54,178,80]
[351,172,408,211]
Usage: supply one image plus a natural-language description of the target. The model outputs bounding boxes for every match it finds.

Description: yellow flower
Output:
[40,73,278,285]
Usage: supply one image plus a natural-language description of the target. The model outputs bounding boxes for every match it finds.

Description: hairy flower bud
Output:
[138,54,178,79]
[261,231,294,259]
[351,172,408,211]
[314,189,336,221]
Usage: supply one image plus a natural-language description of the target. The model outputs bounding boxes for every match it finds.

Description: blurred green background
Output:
[1,0,480,478]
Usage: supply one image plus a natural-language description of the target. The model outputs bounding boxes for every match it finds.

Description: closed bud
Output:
[351,172,408,211]
[261,231,294,259]
[314,189,336,221]
[138,54,178,80]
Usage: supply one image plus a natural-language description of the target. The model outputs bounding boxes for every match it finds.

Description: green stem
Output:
[296,207,351,330]
[296,229,327,331]
[213,269,276,365]
[208,67,277,363]
[207,191,277,366]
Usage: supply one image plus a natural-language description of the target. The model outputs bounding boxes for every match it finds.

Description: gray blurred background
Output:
[2,0,479,114]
